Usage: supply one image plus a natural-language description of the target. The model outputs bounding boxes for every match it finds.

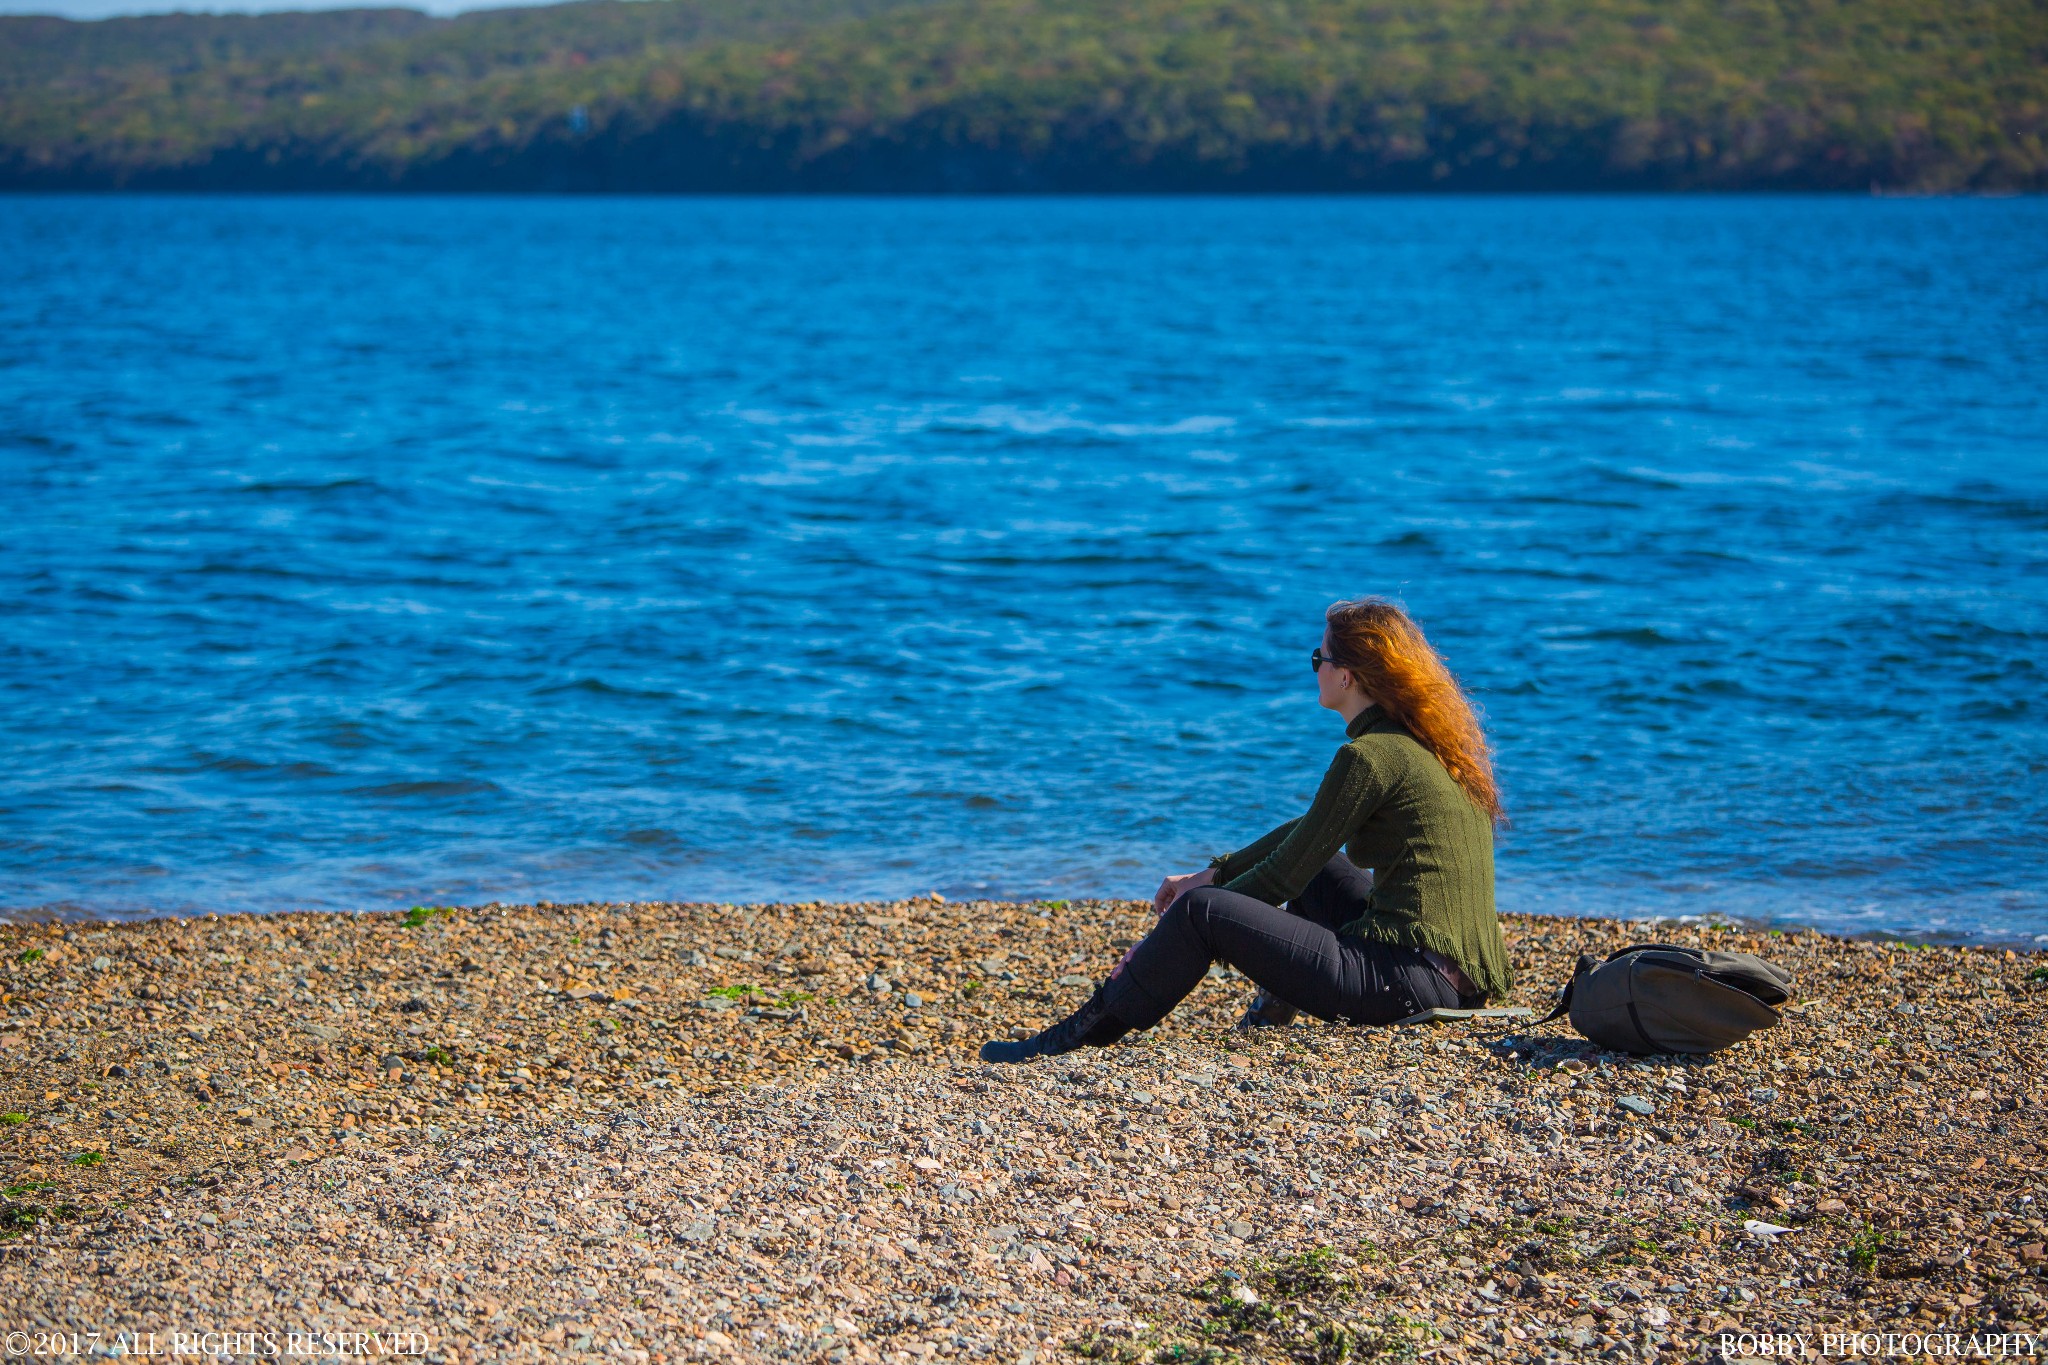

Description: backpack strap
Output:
[1602,942,1703,964]
[1528,974,1576,1029]
[1487,952,1595,1039]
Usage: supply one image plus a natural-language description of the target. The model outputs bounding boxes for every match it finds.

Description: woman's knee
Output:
[1171,884,1236,929]
[1170,886,1279,950]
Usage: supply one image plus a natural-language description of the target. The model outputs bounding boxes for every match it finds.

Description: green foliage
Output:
[1,0,2042,190]
[0,1199,81,1235]
[400,904,453,927]
[1176,1251,1445,1362]
[1846,1222,1895,1274]
[0,1181,53,1197]
[0,1113,25,1126]
[422,1044,455,1065]
[1070,1332,1169,1364]
[2029,966,2047,982]
[0,8,435,87]
[706,983,756,999]
[14,948,44,964]
[66,1151,105,1167]
[1266,1245,1348,1300]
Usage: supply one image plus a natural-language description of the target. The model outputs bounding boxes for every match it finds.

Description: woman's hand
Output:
[1115,869,1215,979]
[1111,870,1217,979]
[1153,867,1216,914]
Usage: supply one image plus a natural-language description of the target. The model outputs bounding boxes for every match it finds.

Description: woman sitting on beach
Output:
[981,596,1512,1063]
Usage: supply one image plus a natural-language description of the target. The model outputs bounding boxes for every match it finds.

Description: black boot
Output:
[980,983,1132,1063]
[1235,988,1300,1031]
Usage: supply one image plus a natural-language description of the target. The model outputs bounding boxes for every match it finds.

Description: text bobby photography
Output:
[0,0,2043,1357]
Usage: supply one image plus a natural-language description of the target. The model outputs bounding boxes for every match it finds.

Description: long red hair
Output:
[1324,597,1504,824]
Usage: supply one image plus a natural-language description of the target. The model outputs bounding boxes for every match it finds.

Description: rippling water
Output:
[3,195,2043,942]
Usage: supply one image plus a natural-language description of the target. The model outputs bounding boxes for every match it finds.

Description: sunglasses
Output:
[1310,647,1338,674]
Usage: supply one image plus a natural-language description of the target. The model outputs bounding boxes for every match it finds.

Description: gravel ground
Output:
[1,897,2043,1363]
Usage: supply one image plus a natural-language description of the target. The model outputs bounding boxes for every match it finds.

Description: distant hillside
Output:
[0,9,435,87]
[3,0,2043,191]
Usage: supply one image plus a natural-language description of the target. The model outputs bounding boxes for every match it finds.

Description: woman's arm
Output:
[1219,745,1388,908]
[1206,819,1300,886]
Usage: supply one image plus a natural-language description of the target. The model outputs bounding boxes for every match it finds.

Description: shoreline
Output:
[6,895,2041,953]
[3,898,2043,1360]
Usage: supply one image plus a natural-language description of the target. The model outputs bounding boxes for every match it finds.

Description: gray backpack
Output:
[1534,943,1794,1055]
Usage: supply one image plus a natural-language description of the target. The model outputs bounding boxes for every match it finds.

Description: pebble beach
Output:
[2,898,2043,1362]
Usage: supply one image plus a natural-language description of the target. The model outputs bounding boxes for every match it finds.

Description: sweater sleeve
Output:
[1207,819,1299,885]
[1218,745,1388,907]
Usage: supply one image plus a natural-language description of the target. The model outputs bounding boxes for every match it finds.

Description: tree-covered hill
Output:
[0,9,434,87]
[3,0,2043,191]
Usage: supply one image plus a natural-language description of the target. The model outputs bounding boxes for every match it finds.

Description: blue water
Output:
[3,196,2044,943]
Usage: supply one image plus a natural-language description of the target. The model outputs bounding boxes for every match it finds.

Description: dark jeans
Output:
[1103,855,1476,1030]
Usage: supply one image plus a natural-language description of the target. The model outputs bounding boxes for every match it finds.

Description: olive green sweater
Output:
[1206,704,1512,1000]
